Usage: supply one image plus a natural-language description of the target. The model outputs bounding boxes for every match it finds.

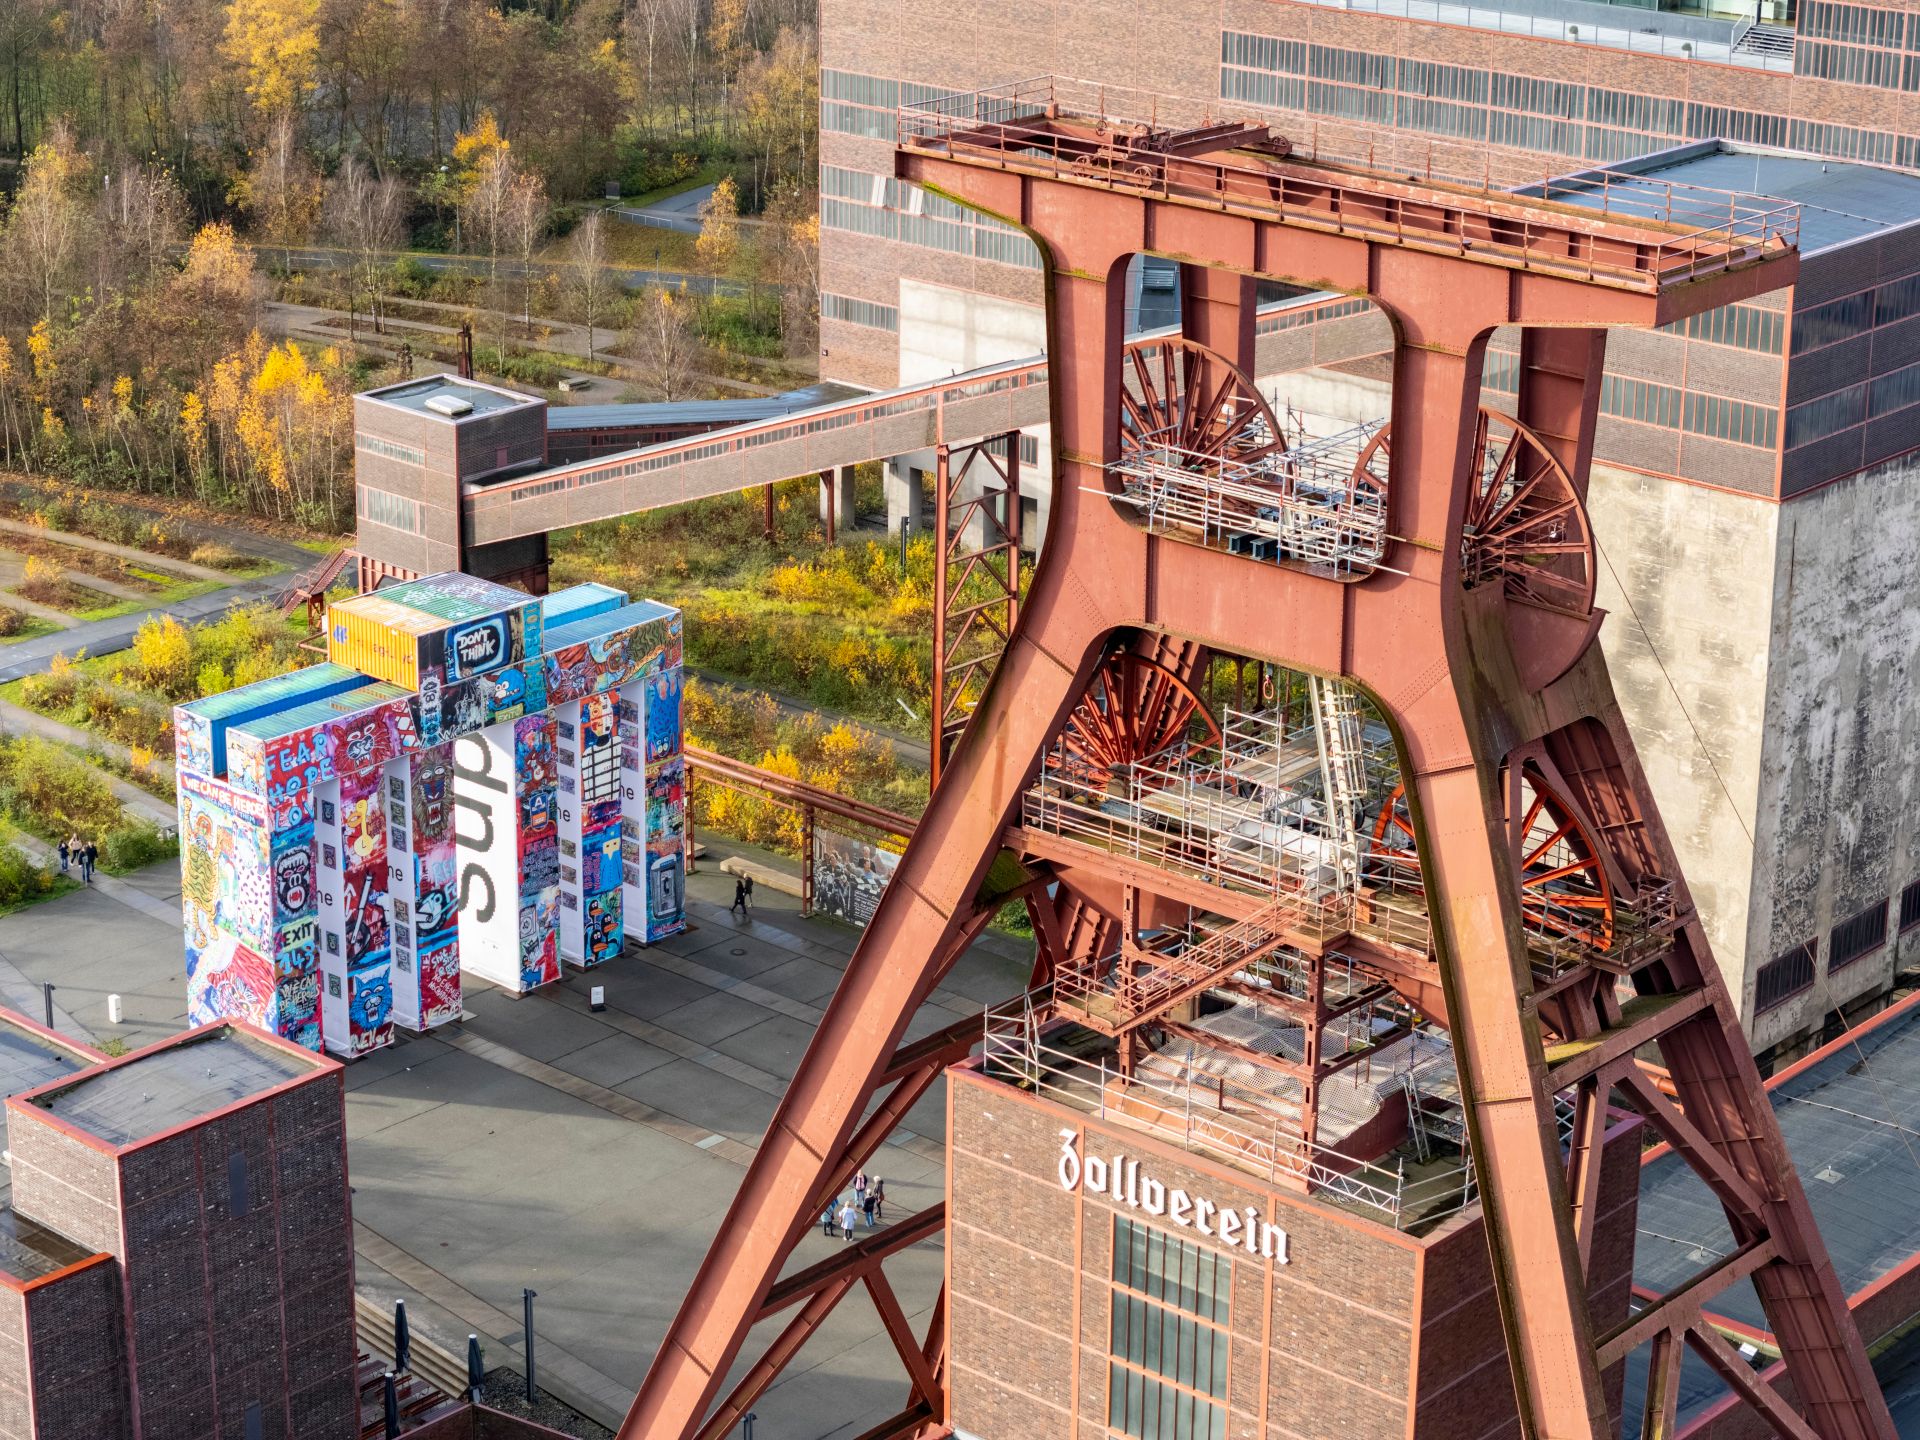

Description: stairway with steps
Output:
[1054,897,1301,1034]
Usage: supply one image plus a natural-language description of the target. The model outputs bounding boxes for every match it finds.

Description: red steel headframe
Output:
[621,93,1889,1440]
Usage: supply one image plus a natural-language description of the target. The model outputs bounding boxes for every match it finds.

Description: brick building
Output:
[0,1021,357,1440]
[816,1,1920,1064]
[946,1020,1643,1440]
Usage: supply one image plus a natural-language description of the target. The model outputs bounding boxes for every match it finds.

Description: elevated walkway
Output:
[458,292,1382,547]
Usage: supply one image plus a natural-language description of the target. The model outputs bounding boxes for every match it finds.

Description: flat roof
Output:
[227,678,412,744]
[1553,142,1920,255]
[545,382,868,432]
[1624,995,1920,1431]
[24,1027,318,1149]
[362,374,537,418]
[0,1208,95,1283]
[339,570,529,628]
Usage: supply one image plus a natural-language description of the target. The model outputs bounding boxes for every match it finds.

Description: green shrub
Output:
[0,824,62,911]
[0,735,123,838]
[0,607,23,637]
[97,821,173,874]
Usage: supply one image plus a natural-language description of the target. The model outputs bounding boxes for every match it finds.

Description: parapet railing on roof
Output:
[897,77,1801,289]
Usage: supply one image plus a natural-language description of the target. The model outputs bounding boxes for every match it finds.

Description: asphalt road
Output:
[275,244,746,298]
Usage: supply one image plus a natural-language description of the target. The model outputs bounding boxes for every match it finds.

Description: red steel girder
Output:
[621,102,1884,1440]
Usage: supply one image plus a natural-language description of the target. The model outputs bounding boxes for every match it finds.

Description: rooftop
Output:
[0,1209,95,1284]
[361,374,538,419]
[338,570,530,629]
[227,677,412,745]
[1552,142,1920,254]
[21,1026,320,1149]
[1623,994,1920,1430]
[545,382,867,432]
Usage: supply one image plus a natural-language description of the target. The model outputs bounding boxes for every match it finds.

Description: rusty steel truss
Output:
[620,81,1891,1440]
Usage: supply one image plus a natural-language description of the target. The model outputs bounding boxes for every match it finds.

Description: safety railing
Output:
[898,77,1800,290]
[1052,898,1301,1030]
[458,289,1374,521]
[978,1003,1478,1229]
[1108,422,1388,577]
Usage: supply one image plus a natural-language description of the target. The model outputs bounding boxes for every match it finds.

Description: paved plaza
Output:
[0,850,1031,1438]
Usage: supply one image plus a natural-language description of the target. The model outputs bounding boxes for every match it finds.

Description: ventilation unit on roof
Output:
[425,393,473,418]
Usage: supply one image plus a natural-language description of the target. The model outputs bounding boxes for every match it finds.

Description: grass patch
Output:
[0,608,59,644]
[0,827,77,916]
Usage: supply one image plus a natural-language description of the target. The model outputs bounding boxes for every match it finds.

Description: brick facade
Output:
[947,1067,1640,1440]
[0,1023,357,1440]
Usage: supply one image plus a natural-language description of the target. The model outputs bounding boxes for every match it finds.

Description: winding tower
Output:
[622,83,1894,1440]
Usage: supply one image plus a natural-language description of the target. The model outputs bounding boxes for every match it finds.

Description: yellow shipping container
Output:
[326,599,433,690]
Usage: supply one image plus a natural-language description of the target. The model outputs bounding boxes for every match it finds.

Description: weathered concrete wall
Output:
[1746,452,1920,1051]
[1588,463,1776,1015]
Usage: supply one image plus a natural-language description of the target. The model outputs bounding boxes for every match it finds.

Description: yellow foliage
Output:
[25,321,53,384]
[21,555,61,587]
[221,0,322,115]
[132,615,193,691]
[175,223,257,305]
[180,391,209,473]
[129,745,156,772]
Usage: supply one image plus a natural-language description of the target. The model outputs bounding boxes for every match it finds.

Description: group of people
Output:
[821,1170,886,1240]
[56,836,98,885]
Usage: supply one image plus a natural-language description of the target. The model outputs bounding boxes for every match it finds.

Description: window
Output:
[1785,385,1867,449]
[821,293,899,333]
[1899,879,1920,934]
[1660,304,1784,355]
[357,486,421,535]
[1109,1218,1230,1440]
[354,432,425,467]
[1870,361,1920,418]
[244,1403,263,1440]
[228,1151,251,1219]
[1829,901,1889,972]
[1756,942,1816,1012]
[1793,292,1875,354]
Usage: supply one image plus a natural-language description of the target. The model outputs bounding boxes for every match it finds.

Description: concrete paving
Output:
[0,848,1031,1438]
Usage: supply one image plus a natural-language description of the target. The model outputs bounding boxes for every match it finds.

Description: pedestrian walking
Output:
[871,1179,885,1222]
[56,837,69,874]
[821,1204,836,1237]
[742,874,755,911]
[79,840,96,886]
[839,1200,858,1241]
[730,876,749,916]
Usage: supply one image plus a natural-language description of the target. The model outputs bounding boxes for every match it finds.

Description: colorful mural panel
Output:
[177,577,683,1051]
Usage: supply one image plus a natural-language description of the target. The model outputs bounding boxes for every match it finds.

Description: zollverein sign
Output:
[1058,1129,1291,1263]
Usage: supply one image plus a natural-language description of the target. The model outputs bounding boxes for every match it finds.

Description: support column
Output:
[819,465,856,542]
[1515,328,1609,493]
[1178,264,1257,374]
[882,457,924,536]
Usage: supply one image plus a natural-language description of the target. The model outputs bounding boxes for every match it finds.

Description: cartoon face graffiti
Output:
[489,669,526,720]
[350,970,394,1034]
[518,904,541,960]
[413,754,452,841]
[414,866,457,934]
[342,720,380,769]
[273,845,314,919]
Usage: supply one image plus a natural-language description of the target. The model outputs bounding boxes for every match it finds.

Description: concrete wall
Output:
[1746,452,1920,1051]
[1587,463,1776,1021]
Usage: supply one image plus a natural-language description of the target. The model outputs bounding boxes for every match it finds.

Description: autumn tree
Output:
[324,157,407,333]
[628,284,701,402]
[762,181,818,357]
[100,164,190,286]
[230,113,324,272]
[222,0,322,119]
[739,26,816,206]
[694,174,740,279]
[503,168,547,336]
[5,122,89,323]
[568,210,616,361]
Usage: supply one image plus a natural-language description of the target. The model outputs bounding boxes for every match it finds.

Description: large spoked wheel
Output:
[1510,765,1614,953]
[1346,421,1392,507]
[1119,337,1284,468]
[1367,771,1614,952]
[1464,408,1596,618]
[1048,650,1222,790]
